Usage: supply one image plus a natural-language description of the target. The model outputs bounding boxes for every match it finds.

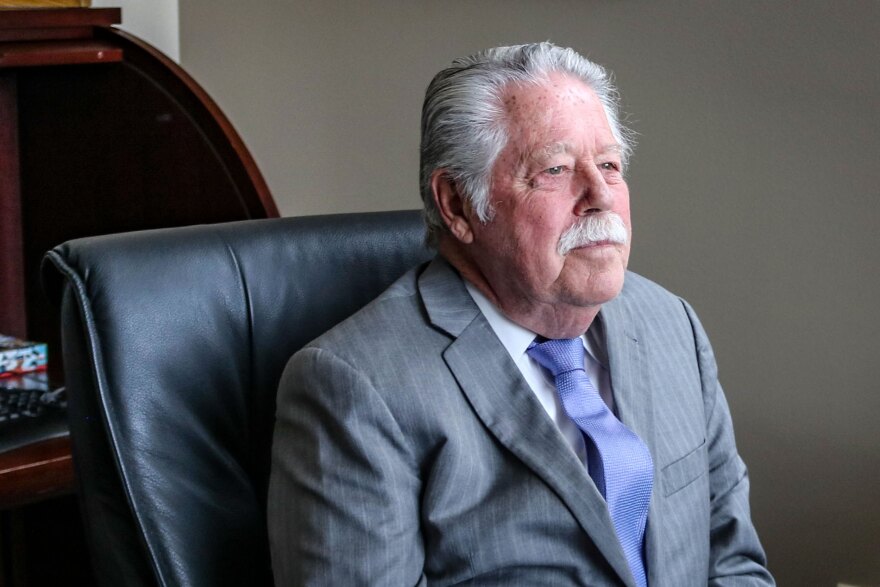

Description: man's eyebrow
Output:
[530,142,572,160]
[598,143,623,156]
[531,142,623,160]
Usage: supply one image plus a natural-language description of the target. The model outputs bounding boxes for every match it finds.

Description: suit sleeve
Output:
[267,346,426,586]
[682,300,776,586]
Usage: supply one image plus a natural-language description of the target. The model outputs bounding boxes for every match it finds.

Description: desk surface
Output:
[0,421,74,509]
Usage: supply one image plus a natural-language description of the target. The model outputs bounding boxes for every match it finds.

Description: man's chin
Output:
[568,263,627,307]
[585,281,625,306]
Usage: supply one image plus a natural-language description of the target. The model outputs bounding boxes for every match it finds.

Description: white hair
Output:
[419,42,635,246]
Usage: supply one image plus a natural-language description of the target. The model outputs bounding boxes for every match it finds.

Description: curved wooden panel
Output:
[100,26,278,219]
[5,14,279,379]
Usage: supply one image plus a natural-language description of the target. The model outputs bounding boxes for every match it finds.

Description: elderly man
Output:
[268,43,773,586]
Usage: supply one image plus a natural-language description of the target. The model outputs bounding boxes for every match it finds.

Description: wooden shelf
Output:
[0,7,123,67]
[0,8,120,37]
[0,39,122,67]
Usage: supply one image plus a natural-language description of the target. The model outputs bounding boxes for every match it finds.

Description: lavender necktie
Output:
[528,337,653,587]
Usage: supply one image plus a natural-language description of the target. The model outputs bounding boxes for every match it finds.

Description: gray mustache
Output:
[557,213,628,255]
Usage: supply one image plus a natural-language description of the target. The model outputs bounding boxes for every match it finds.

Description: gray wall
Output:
[181,2,880,585]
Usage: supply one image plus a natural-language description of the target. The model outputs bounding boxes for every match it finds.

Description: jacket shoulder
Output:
[605,271,700,340]
[619,270,685,308]
[300,263,437,356]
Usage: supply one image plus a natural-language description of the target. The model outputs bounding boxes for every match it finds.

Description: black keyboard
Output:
[0,374,66,426]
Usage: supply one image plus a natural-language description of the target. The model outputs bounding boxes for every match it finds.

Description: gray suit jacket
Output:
[268,258,773,586]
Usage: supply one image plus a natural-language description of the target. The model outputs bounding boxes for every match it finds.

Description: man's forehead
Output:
[531,141,623,160]
[500,81,619,155]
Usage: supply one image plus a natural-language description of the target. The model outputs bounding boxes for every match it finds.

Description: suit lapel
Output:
[598,285,661,585]
[419,259,636,586]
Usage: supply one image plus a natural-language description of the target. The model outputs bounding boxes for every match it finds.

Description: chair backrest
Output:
[41,211,432,587]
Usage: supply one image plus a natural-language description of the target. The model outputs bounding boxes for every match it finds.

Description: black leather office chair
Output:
[41,211,432,587]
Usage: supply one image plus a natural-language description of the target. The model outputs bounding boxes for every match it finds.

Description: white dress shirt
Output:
[465,281,615,467]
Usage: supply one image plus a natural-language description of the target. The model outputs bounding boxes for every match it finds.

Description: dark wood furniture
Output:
[0,7,278,584]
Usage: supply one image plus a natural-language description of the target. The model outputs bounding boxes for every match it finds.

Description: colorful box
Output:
[0,335,48,377]
[0,370,50,391]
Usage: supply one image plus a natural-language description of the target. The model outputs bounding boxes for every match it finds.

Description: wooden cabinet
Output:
[1,8,278,375]
[0,8,278,584]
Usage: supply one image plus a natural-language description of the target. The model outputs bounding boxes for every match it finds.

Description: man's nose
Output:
[573,166,614,215]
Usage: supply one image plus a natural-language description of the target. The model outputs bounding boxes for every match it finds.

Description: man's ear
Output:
[431,169,475,244]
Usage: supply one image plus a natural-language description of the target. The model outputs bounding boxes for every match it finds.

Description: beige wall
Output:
[180,2,880,584]
[94,0,180,61]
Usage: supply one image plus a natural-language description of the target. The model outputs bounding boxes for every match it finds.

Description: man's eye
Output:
[600,162,620,171]
[545,166,565,175]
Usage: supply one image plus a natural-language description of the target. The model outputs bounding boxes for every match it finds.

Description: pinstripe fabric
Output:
[268,257,774,586]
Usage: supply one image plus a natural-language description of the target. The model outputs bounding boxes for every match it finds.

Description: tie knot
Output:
[526,337,585,376]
